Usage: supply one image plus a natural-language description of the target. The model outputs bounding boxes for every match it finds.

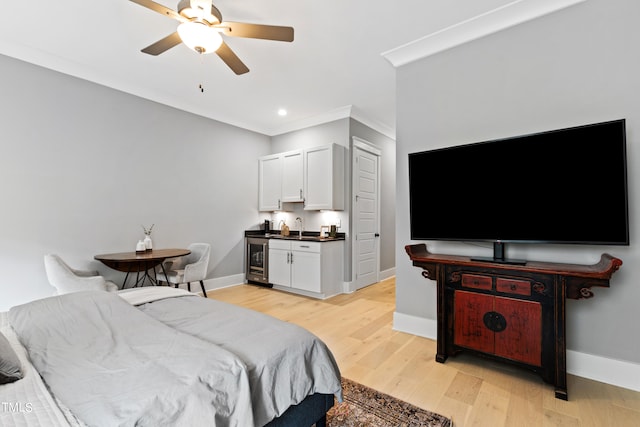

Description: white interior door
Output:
[352,138,380,290]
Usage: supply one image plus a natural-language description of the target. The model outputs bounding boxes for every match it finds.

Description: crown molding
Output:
[349,106,396,140]
[268,105,353,136]
[268,105,396,140]
[382,0,587,68]
[0,44,394,140]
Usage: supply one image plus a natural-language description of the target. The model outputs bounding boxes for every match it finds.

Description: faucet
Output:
[295,217,303,239]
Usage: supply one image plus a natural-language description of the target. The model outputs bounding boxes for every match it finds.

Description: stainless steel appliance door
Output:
[246,237,270,286]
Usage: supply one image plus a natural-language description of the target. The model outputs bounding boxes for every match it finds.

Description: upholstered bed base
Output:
[265,393,334,427]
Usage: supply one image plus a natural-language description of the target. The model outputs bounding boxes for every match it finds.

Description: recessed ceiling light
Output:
[278,109,287,116]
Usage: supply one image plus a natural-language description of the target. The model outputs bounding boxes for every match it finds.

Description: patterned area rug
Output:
[326,377,452,427]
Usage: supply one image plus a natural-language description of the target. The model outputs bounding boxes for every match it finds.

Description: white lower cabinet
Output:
[268,245,292,287]
[268,239,343,298]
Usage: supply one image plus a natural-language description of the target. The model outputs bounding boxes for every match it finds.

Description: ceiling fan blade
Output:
[141,32,183,55]
[129,0,186,22]
[215,41,249,75]
[218,22,294,42]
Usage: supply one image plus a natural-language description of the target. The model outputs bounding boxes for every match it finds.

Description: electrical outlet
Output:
[335,218,341,228]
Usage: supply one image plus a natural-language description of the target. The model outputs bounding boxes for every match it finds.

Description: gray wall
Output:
[272,119,350,152]
[0,53,398,311]
[271,118,397,283]
[0,54,271,311]
[395,0,639,364]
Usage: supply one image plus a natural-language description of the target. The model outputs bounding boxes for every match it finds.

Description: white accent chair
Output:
[156,243,210,297]
[44,254,119,295]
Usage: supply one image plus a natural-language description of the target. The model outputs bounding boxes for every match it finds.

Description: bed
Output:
[0,287,342,426]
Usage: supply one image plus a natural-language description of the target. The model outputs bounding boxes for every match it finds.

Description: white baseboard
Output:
[343,281,355,294]
[379,267,396,281]
[186,274,244,293]
[343,269,396,294]
[393,311,438,340]
[567,350,640,393]
[393,311,640,393]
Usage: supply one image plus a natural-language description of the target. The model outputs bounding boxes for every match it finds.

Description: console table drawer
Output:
[496,278,531,296]
[461,274,492,290]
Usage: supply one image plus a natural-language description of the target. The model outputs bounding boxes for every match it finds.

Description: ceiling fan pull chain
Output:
[198,53,205,93]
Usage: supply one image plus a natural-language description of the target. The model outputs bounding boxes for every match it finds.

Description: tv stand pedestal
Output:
[405,244,622,400]
[471,242,527,265]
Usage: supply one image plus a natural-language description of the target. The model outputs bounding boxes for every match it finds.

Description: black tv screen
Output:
[409,119,629,249]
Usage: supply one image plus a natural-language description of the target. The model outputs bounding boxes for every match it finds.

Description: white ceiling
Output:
[0,1,577,137]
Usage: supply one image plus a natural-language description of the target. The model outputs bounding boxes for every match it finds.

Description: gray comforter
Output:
[131,291,343,426]
[8,289,341,427]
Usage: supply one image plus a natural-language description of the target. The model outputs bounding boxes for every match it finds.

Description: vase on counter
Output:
[141,224,154,251]
[143,235,153,251]
[136,240,146,253]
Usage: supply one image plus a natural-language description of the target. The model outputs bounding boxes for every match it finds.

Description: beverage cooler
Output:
[246,237,271,287]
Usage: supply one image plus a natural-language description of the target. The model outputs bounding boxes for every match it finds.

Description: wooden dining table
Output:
[94,248,190,289]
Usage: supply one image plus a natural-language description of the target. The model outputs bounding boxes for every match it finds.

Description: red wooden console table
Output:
[405,243,622,400]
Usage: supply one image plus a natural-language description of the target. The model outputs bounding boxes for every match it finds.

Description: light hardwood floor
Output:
[209,278,640,426]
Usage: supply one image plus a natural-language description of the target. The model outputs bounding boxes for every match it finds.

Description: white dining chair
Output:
[44,254,119,295]
[156,243,210,297]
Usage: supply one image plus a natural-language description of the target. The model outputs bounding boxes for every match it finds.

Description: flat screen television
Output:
[408,119,629,264]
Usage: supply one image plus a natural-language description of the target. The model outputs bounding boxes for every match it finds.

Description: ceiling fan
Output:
[130,0,294,75]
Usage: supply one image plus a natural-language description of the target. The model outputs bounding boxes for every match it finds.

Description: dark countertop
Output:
[244,230,345,241]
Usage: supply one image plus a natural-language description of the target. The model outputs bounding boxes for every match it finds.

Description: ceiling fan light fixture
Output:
[177,21,222,54]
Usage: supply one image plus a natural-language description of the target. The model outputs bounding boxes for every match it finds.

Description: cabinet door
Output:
[454,290,542,367]
[494,296,542,366]
[281,150,304,202]
[454,290,494,354]
[291,250,321,293]
[304,144,344,210]
[268,248,291,287]
[259,155,282,211]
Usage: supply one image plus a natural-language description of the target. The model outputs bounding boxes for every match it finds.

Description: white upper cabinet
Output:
[281,150,304,202]
[258,154,282,211]
[304,144,345,211]
[259,150,303,211]
[259,144,345,211]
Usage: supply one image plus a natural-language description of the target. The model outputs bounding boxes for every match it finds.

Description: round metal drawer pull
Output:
[483,311,507,332]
